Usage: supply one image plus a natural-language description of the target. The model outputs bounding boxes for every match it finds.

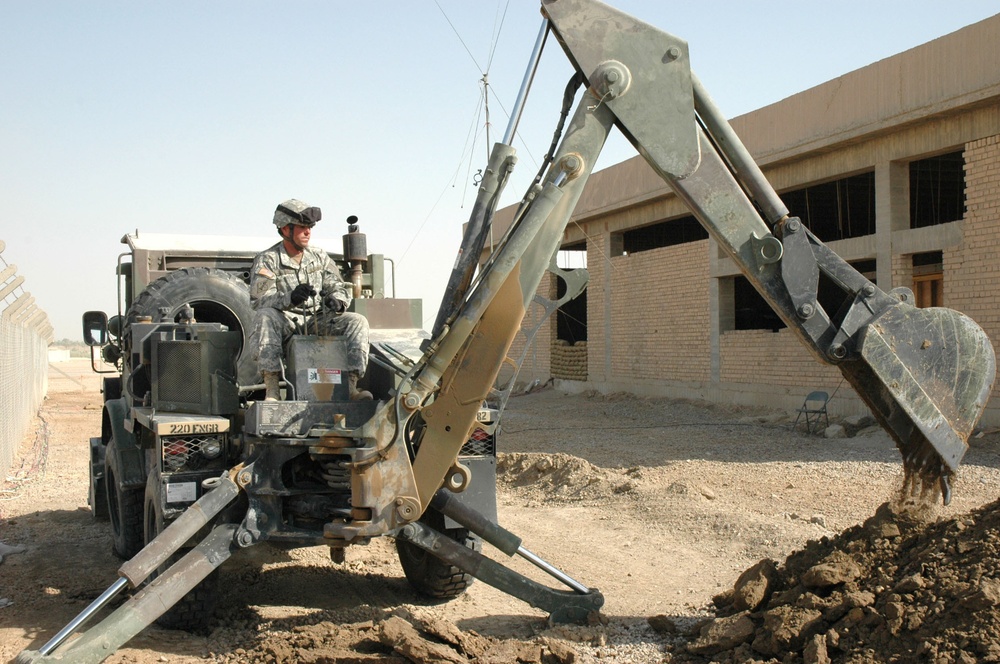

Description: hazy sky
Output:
[3,1,998,340]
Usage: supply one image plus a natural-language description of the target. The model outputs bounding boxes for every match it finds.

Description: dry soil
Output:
[2,360,1000,663]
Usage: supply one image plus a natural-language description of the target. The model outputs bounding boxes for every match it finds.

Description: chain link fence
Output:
[0,240,53,480]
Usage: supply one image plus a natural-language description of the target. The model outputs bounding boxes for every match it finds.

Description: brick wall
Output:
[948,136,1000,403]
[586,233,608,383]
[719,328,842,389]
[891,253,913,295]
[606,240,711,383]
[951,136,1000,324]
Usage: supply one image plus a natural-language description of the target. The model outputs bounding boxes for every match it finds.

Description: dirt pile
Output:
[209,607,583,664]
[663,497,1000,663]
[498,452,630,500]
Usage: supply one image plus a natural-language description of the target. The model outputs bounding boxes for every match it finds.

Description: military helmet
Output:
[273,199,322,229]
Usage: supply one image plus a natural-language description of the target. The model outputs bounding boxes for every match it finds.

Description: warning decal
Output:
[307,368,342,384]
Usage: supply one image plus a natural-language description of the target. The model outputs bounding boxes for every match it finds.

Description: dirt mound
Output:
[210,607,581,664]
[497,452,629,500]
[665,498,1000,663]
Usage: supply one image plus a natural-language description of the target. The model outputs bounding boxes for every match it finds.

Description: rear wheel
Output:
[144,474,220,631]
[105,434,143,559]
[396,509,481,599]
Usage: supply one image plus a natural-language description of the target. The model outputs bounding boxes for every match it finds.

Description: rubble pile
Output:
[663,498,1000,663]
[211,608,581,664]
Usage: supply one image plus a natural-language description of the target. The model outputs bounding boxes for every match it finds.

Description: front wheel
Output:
[144,474,220,631]
[396,509,481,600]
[105,434,143,559]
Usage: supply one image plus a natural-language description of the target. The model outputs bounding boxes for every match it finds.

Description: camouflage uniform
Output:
[249,241,370,375]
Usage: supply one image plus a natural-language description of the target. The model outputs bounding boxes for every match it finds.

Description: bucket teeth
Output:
[840,302,995,503]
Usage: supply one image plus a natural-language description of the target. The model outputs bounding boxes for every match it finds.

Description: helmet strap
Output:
[281,225,306,254]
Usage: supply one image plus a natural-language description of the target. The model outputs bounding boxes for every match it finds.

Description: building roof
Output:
[495,13,1000,234]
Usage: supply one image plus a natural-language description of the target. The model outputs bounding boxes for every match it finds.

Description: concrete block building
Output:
[500,13,1000,426]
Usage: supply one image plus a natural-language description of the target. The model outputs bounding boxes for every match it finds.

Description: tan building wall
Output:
[605,241,711,384]
[952,136,1000,333]
[495,14,1000,426]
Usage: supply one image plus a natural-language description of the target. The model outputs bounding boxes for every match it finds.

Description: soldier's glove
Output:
[290,283,316,306]
[324,295,346,314]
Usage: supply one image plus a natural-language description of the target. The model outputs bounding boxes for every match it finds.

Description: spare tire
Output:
[127,267,257,385]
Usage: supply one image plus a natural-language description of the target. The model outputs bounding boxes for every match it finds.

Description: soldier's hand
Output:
[324,295,346,314]
[290,283,316,306]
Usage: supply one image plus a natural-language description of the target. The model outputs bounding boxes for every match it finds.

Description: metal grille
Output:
[461,427,495,457]
[161,434,226,472]
[156,342,201,403]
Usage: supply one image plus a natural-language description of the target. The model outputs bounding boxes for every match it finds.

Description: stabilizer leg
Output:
[17,475,241,664]
[396,490,604,624]
[17,524,238,664]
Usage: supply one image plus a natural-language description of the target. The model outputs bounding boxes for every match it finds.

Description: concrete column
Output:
[603,228,617,382]
[875,160,909,289]
[708,238,726,383]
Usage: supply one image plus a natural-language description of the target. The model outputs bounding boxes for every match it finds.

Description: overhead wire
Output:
[408,1,607,330]
[484,1,510,74]
[399,3,514,330]
[399,2,513,294]
[433,0,485,73]
[397,93,486,266]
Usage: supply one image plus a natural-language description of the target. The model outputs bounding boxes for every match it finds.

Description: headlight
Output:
[201,438,223,459]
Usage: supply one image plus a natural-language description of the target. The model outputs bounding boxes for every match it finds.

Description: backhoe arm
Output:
[404,0,994,510]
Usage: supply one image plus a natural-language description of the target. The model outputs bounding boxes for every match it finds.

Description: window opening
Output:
[733,277,785,331]
[555,243,587,343]
[910,151,965,228]
[781,172,876,241]
[613,215,708,256]
[731,259,876,332]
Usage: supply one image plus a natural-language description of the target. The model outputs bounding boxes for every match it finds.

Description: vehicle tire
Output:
[396,509,481,600]
[105,434,144,559]
[144,474,220,631]
[89,438,109,521]
[127,266,257,386]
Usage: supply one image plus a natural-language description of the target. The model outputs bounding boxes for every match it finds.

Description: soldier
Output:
[250,198,372,401]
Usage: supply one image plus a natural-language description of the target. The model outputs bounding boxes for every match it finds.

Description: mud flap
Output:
[840,303,996,502]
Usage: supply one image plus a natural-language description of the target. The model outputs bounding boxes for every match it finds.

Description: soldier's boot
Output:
[263,371,281,401]
[349,372,373,401]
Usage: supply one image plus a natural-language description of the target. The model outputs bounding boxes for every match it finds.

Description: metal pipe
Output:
[502,19,549,146]
[116,250,130,322]
[429,143,517,339]
[691,74,788,226]
[516,545,590,594]
[38,577,129,655]
[384,257,396,298]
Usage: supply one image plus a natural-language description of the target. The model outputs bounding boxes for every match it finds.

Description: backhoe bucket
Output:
[839,302,995,497]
